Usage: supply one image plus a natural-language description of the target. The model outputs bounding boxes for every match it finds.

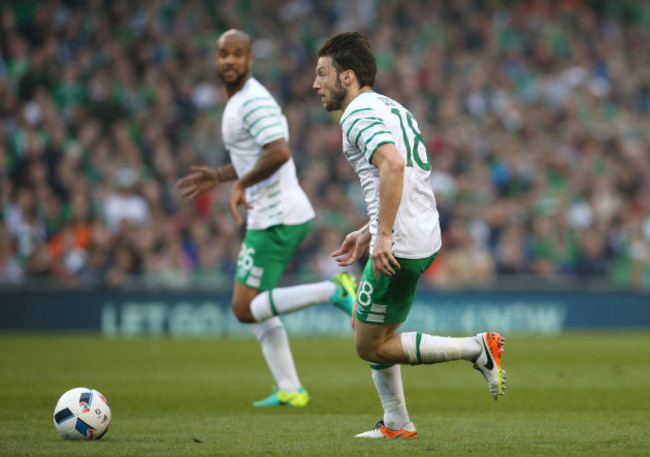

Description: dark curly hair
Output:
[317,32,377,88]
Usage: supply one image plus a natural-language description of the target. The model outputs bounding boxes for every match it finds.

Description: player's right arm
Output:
[370,142,403,279]
[176,164,237,200]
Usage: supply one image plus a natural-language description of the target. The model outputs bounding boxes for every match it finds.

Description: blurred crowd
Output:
[1,0,649,290]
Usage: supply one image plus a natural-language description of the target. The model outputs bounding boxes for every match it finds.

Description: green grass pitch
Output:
[1,332,649,456]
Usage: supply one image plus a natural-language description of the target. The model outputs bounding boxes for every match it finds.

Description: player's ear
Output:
[342,69,354,87]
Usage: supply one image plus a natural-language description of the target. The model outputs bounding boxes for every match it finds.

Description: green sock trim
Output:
[268,290,278,316]
[415,332,423,364]
[369,363,394,370]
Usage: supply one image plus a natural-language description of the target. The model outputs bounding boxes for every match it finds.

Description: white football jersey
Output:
[340,91,441,258]
[221,77,314,229]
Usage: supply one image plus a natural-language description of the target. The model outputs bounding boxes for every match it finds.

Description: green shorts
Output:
[235,221,310,291]
[355,253,437,325]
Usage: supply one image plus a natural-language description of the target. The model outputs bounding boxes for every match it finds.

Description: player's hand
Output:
[332,228,370,266]
[371,234,400,280]
[229,180,252,226]
[176,166,220,199]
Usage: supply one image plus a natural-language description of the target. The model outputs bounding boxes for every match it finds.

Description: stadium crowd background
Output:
[0,0,649,290]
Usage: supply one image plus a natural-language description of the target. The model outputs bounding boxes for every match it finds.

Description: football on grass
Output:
[53,387,111,440]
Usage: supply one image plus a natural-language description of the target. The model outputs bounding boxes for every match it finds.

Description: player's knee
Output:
[232,299,255,323]
[355,341,382,363]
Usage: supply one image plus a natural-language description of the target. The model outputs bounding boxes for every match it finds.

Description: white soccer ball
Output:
[53,387,112,440]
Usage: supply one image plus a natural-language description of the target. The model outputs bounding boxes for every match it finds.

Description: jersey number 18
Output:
[391,108,431,171]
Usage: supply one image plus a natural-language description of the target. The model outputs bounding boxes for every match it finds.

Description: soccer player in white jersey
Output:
[313,32,506,438]
[176,29,356,407]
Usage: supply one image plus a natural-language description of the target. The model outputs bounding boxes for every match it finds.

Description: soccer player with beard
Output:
[313,32,506,438]
[177,29,356,407]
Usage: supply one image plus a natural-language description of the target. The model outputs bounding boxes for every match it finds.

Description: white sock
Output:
[401,332,481,365]
[370,364,411,430]
[250,281,336,322]
[251,316,301,392]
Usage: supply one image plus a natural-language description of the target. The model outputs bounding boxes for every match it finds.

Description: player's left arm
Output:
[332,222,371,266]
[229,138,290,225]
[370,142,404,280]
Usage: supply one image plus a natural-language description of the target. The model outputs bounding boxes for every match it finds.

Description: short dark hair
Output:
[318,32,377,88]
